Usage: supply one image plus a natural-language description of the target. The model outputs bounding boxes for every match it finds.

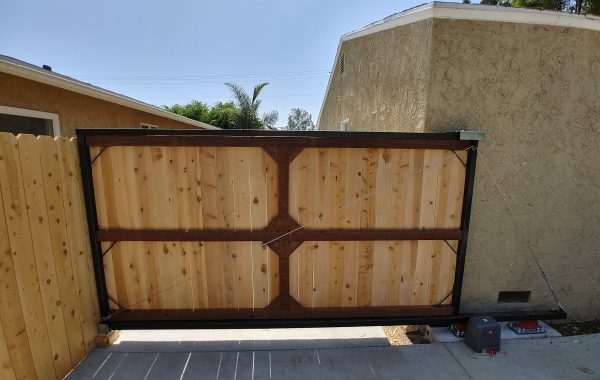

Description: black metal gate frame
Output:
[76,129,566,329]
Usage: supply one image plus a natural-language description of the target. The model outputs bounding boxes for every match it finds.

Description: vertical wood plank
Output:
[311,241,330,307]
[215,148,234,229]
[268,248,280,302]
[204,242,224,308]
[252,242,270,308]
[0,314,17,380]
[264,151,278,225]
[360,148,378,230]
[341,241,359,307]
[38,137,86,364]
[289,250,299,303]
[344,149,362,229]
[0,133,56,379]
[288,150,299,223]
[169,147,194,308]
[190,242,209,309]
[199,147,218,228]
[296,243,312,307]
[328,149,347,306]
[0,160,36,380]
[384,241,403,306]
[27,135,79,377]
[140,242,160,309]
[371,149,395,305]
[357,241,374,306]
[250,149,268,229]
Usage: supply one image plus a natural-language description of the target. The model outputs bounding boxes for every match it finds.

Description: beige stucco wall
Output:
[319,18,600,320]
[318,19,432,132]
[0,72,202,137]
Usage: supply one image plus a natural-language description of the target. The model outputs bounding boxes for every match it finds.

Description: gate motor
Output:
[465,316,501,354]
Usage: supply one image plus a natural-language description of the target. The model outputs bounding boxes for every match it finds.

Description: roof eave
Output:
[0,58,218,130]
[341,1,600,42]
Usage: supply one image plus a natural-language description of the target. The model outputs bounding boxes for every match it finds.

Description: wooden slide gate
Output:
[77,129,478,328]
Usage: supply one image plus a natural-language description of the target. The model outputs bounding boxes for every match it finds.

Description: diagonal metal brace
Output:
[91,146,109,164]
[102,241,118,257]
[444,240,458,255]
[452,150,467,167]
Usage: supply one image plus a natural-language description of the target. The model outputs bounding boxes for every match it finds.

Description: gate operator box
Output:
[465,316,501,353]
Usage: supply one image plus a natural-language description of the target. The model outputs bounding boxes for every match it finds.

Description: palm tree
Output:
[225,82,278,129]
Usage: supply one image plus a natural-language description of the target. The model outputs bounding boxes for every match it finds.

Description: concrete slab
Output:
[101,326,390,352]
[116,326,387,342]
[444,334,600,380]
[67,333,600,380]
[427,321,561,343]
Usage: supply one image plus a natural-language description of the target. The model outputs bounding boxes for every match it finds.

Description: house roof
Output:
[342,1,600,41]
[317,2,600,127]
[0,54,217,129]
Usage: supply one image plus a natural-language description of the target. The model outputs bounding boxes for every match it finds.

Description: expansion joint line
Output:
[476,147,565,312]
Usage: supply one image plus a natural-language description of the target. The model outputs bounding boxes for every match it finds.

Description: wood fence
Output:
[0,133,99,380]
[79,129,478,328]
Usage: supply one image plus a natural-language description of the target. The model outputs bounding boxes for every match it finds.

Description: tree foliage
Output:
[164,100,210,122]
[285,108,315,131]
[466,0,599,14]
[207,102,238,129]
[262,110,279,129]
[164,83,279,129]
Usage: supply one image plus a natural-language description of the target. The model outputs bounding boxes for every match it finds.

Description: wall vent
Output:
[497,291,531,303]
[339,54,345,75]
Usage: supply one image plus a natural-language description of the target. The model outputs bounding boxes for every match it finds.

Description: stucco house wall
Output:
[318,19,432,133]
[318,4,600,320]
[0,72,205,137]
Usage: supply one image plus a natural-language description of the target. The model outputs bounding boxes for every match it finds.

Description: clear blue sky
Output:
[1,0,438,128]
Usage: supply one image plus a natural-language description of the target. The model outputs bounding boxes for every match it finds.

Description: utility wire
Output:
[75,69,331,80]
[92,75,330,85]
[476,147,565,312]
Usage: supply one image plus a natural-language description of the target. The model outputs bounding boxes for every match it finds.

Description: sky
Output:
[1,0,437,128]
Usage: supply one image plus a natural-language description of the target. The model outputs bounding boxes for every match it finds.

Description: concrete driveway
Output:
[67,329,600,379]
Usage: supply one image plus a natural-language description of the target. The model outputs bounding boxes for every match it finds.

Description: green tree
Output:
[286,108,315,131]
[225,82,277,129]
[163,100,210,123]
[576,0,600,13]
[207,101,238,129]
[512,0,565,10]
[262,111,279,129]
[472,0,599,13]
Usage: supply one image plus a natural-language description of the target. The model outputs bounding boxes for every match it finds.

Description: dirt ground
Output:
[382,325,430,345]
[548,319,600,336]
[383,320,600,345]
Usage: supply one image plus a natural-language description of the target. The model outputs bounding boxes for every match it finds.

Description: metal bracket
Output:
[453,151,467,167]
[444,240,458,255]
[436,290,454,306]
[90,146,108,164]
[459,130,486,141]
[102,241,118,257]
[108,294,128,311]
